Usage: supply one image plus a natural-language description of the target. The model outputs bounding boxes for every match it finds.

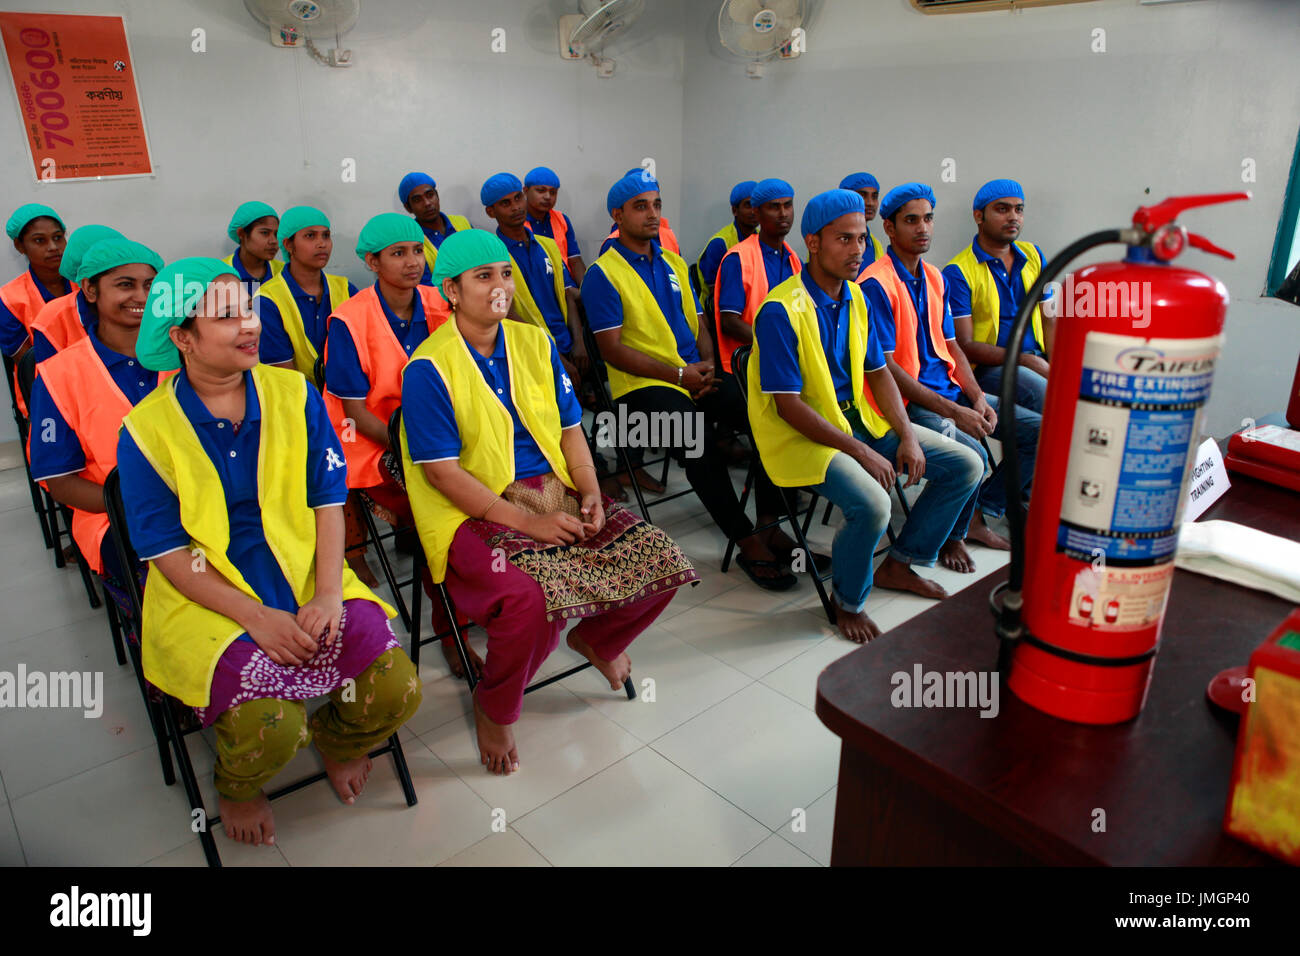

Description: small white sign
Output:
[1183,437,1231,523]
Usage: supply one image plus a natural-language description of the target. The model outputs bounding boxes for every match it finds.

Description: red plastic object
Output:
[1206,665,1251,716]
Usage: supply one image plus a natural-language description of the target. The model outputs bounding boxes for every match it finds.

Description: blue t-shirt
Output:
[28,323,161,481]
[863,248,960,401]
[581,240,702,365]
[942,238,1052,355]
[256,269,357,367]
[324,282,430,400]
[499,228,576,353]
[402,326,582,480]
[418,214,461,285]
[715,238,798,317]
[116,370,349,628]
[227,248,277,297]
[32,290,96,364]
[526,210,582,261]
[754,271,885,404]
[852,228,884,279]
[0,267,70,356]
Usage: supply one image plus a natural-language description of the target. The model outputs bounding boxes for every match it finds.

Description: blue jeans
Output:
[908,392,1041,521]
[975,362,1047,413]
[809,420,984,613]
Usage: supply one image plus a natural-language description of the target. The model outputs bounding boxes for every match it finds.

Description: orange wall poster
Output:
[0,12,152,181]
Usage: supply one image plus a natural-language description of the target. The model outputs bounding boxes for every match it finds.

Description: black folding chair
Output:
[579,309,697,523]
[2,351,55,550]
[724,345,908,624]
[103,468,417,868]
[391,406,636,701]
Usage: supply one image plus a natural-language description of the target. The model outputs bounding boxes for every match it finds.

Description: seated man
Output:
[838,173,886,274]
[860,183,1041,572]
[601,167,681,256]
[944,178,1053,413]
[582,171,798,591]
[398,172,471,285]
[118,258,421,847]
[401,229,697,774]
[750,190,985,642]
[693,180,758,320]
[523,166,587,286]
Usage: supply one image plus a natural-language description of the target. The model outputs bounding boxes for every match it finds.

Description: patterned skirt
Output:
[460,473,699,623]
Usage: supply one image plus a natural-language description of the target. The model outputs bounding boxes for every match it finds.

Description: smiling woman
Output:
[114,257,421,850]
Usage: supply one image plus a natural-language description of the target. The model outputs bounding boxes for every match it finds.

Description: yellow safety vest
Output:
[693,221,741,311]
[121,364,392,706]
[421,214,473,276]
[400,319,572,583]
[507,233,568,340]
[945,240,1045,363]
[253,271,352,378]
[589,246,698,400]
[749,275,892,488]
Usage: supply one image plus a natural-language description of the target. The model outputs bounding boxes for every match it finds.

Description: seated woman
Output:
[254,205,355,377]
[30,224,123,363]
[28,238,163,584]
[2,204,71,367]
[222,200,283,295]
[401,230,698,774]
[116,257,421,848]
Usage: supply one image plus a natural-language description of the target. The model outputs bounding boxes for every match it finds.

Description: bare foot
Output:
[618,467,666,494]
[874,556,949,599]
[441,636,484,681]
[966,511,1011,550]
[218,791,275,846]
[834,602,882,644]
[939,538,976,574]
[567,630,632,691]
[473,693,519,775]
[319,750,373,805]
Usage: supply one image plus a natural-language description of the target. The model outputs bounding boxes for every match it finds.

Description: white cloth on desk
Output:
[1175,520,1300,603]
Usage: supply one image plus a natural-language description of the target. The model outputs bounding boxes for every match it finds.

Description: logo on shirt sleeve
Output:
[325,447,345,471]
[561,372,573,394]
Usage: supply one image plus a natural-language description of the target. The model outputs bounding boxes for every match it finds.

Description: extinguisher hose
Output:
[994,229,1124,672]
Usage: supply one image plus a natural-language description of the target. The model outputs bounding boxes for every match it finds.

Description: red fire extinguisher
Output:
[993,191,1249,725]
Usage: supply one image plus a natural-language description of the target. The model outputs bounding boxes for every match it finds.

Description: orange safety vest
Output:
[30,291,87,359]
[857,255,958,401]
[36,335,172,572]
[715,234,802,375]
[2,271,65,416]
[526,208,572,263]
[323,285,451,489]
[606,216,680,255]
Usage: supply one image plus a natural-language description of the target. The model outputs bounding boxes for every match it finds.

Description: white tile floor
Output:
[0,456,1010,867]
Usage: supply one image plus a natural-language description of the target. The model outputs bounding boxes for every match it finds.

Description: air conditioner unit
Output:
[911,0,1098,13]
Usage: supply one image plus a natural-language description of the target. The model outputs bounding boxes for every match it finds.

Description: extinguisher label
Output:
[1068,564,1174,631]
[1057,332,1222,566]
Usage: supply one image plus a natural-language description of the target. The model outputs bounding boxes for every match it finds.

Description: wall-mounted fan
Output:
[718,0,804,78]
[560,0,645,77]
[243,0,359,67]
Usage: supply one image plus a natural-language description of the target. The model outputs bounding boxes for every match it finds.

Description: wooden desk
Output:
[815,473,1297,866]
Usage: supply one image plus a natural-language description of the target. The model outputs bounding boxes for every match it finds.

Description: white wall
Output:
[679,0,1300,439]
[3,0,1297,444]
[0,0,687,441]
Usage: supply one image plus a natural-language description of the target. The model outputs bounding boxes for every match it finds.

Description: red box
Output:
[1223,608,1300,864]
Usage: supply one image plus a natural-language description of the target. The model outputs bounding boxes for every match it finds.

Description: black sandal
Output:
[736,553,798,591]
[772,544,831,574]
